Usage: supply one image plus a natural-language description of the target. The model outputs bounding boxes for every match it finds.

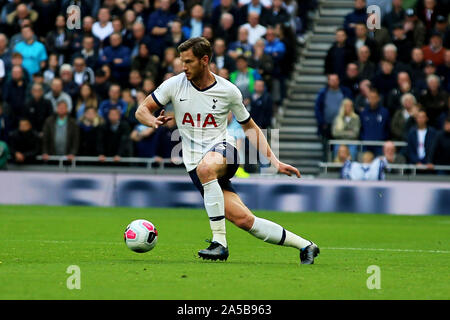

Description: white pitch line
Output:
[323,247,450,254]
[4,240,450,254]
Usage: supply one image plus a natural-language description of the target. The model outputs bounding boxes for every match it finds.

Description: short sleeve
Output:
[151,76,177,108]
[229,85,251,124]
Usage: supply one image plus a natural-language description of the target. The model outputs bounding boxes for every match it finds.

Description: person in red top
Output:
[422,32,445,66]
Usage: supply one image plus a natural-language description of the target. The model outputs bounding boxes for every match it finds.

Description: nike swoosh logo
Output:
[180,98,188,101]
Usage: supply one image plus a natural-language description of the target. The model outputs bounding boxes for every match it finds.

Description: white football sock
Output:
[202,179,227,247]
[249,217,311,249]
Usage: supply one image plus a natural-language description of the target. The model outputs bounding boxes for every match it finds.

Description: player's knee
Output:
[196,163,217,183]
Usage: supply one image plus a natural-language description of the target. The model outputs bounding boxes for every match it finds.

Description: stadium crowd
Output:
[0,0,314,169]
[315,0,450,171]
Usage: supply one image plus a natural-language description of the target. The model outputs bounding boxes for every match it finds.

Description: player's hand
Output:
[153,110,174,128]
[277,161,301,178]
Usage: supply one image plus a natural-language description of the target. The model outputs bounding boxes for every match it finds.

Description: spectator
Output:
[334,144,351,163]
[78,107,103,156]
[354,79,372,113]
[228,26,253,60]
[436,49,450,92]
[45,14,73,64]
[382,0,405,34]
[128,21,151,58]
[98,83,127,118]
[341,63,361,98]
[44,77,73,113]
[371,60,398,104]
[147,0,176,58]
[382,43,411,75]
[382,140,406,164]
[70,16,100,54]
[164,19,187,50]
[360,88,390,154]
[416,0,442,33]
[248,39,274,89]
[352,23,378,63]
[211,0,239,30]
[238,0,270,27]
[42,100,80,162]
[72,56,95,87]
[249,79,273,129]
[13,26,47,77]
[0,33,11,72]
[131,42,159,81]
[434,15,450,49]
[324,28,357,80]
[92,69,111,102]
[422,32,446,66]
[357,45,377,80]
[6,3,38,36]
[59,64,80,106]
[410,47,427,90]
[229,55,262,104]
[24,83,53,136]
[264,25,286,101]
[8,118,40,164]
[182,4,206,39]
[97,107,131,162]
[315,74,353,140]
[212,38,236,72]
[343,0,367,38]
[341,151,387,180]
[419,74,448,128]
[73,35,99,71]
[2,65,28,128]
[404,8,427,48]
[241,12,267,46]
[406,108,437,166]
[92,7,114,44]
[385,72,418,116]
[74,83,99,121]
[391,93,419,141]
[215,12,238,46]
[99,32,131,87]
[266,0,290,27]
[34,0,60,39]
[391,23,414,64]
[429,116,450,168]
[332,98,361,160]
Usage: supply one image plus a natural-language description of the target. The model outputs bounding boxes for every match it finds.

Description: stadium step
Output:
[279,117,317,126]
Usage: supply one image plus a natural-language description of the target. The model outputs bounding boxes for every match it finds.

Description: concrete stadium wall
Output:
[0,171,449,215]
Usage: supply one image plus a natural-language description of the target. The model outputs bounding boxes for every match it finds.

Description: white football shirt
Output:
[151,72,251,172]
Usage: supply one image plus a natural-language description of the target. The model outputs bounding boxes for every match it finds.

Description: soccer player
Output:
[135,37,319,264]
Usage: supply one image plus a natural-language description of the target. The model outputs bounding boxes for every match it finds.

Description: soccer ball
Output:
[124,219,158,253]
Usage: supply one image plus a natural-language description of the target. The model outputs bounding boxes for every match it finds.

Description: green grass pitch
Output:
[0,205,449,300]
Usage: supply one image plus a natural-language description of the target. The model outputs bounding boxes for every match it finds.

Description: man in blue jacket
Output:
[360,87,390,155]
[147,0,176,58]
[99,32,131,87]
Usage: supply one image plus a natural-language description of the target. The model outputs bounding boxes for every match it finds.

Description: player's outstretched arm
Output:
[241,119,301,178]
[135,94,173,128]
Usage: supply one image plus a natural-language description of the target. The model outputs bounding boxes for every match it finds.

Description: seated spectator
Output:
[97,107,132,162]
[391,93,419,141]
[238,0,270,27]
[160,47,178,76]
[357,45,377,80]
[382,0,405,34]
[45,14,73,63]
[13,26,47,77]
[8,118,40,164]
[99,32,131,87]
[419,74,448,128]
[98,84,128,119]
[93,69,111,103]
[130,123,172,160]
[341,151,387,180]
[131,42,160,81]
[24,83,53,136]
[360,88,390,155]
[416,0,444,34]
[211,38,236,72]
[241,12,267,46]
[386,72,419,116]
[266,0,290,27]
[214,12,238,46]
[211,0,239,31]
[354,79,371,114]
[341,63,361,97]
[42,101,79,162]
[44,78,73,113]
[391,23,414,64]
[324,28,357,80]
[73,35,99,71]
[92,7,114,45]
[248,39,274,89]
[382,43,411,75]
[2,65,29,128]
[406,109,437,166]
[249,79,273,129]
[404,8,426,48]
[72,56,95,86]
[410,47,427,90]
[352,23,378,63]
[147,0,176,58]
[382,140,406,165]
[334,144,351,163]
[315,74,353,140]
[434,15,450,49]
[74,83,99,121]
[343,0,367,38]
[436,49,450,92]
[78,107,103,157]
[228,26,253,60]
[229,55,262,105]
[182,4,206,39]
[42,53,59,85]
[429,116,450,168]
[201,25,215,44]
[59,64,80,106]
[371,60,397,104]
[332,98,361,160]
[6,3,38,36]
[422,32,446,66]
[164,19,187,50]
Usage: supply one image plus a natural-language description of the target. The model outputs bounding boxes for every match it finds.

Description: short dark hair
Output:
[178,37,212,61]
